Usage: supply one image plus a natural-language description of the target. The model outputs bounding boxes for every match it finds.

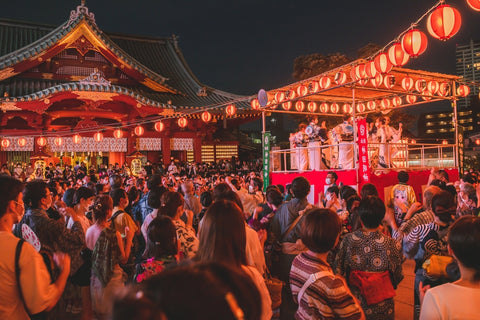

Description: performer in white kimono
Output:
[378,116,402,168]
[292,123,309,171]
[306,117,323,171]
[332,114,354,169]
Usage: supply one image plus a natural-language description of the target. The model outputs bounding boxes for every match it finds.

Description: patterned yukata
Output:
[335,230,404,320]
[172,219,198,258]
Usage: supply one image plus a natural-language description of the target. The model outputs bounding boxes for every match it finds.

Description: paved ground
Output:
[395,258,415,320]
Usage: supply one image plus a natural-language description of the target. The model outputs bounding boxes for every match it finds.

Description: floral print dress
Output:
[335,230,404,320]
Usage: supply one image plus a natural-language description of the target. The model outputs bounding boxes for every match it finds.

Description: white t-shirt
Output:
[420,283,480,320]
[241,265,272,320]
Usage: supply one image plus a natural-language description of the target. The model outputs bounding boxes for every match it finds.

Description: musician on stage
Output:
[332,114,354,169]
[290,123,309,172]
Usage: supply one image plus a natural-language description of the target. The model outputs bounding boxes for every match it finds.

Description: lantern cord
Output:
[366,0,444,61]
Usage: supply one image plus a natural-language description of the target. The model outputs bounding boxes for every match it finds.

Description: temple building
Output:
[0,2,258,171]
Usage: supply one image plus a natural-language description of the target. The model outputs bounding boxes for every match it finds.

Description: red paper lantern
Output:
[308,81,320,93]
[388,42,410,67]
[392,96,402,107]
[318,76,331,89]
[178,117,188,128]
[374,53,393,74]
[295,101,305,112]
[285,90,296,100]
[457,85,470,97]
[357,78,369,86]
[250,99,260,110]
[36,136,47,147]
[383,74,395,89]
[307,101,317,113]
[72,134,82,144]
[275,91,285,103]
[93,132,103,142]
[154,121,164,132]
[364,60,378,78]
[226,104,236,117]
[426,5,461,41]
[415,79,427,93]
[201,111,212,123]
[401,76,414,91]
[134,125,145,136]
[356,103,366,113]
[406,95,417,104]
[467,0,480,11]
[334,71,347,85]
[427,81,439,94]
[1,138,10,149]
[330,103,340,113]
[113,129,123,139]
[438,82,451,96]
[402,29,428,57]
[342,103,352,114]
[54,137,63,146]
[282,101,292,111]
[371,74,383,88]
[17,138,26,147]
[351,64,367,81]
[380,98,391,109]
[319,102,329,113]
[367,101,376,111]
[422,91,433,101]
[296,85,308,96]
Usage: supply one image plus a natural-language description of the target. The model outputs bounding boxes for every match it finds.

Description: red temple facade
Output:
[0,3,258,170]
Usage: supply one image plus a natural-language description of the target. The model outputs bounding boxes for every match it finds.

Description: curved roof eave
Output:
[0,12,178,94]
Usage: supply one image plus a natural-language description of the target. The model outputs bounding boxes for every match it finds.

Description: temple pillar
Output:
[194,135,202,163]
[162,137,171,165]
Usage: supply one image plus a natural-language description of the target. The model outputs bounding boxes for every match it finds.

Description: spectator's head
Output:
[432,190,455,223]
[0,176,24,222]
[423,185,442,210]
[459,182,477,205]
[249,177,263,193]
[360,183,378,199]
[23,180,51,210]
[212,183,231,199]
[200,191,213,208]
[91,194,113,223]
[448,216,480,282]
[159,191,184,219]
[181,180,194,194]
[109,174,123,190]
[346,194,361,214]
[197,200,247,268]
[429,178,446,189]
[266,188,283,208]
[326,185,339,198]
[147,174,162,191]
[124,262,261,320]
[62,188,76,208]
[325,171,337,185]
[148,186,167,210]
[437,169,449,182]
[73,186,95,210]
[291,176,310,199]
[461,173,475,185]
[357,196,386,229]
[144,215,178,260]
[110,188,128,208]
[302,208,342,253]
[397,171,409,183]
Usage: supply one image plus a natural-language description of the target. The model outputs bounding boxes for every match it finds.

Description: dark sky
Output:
[3,0,480,97]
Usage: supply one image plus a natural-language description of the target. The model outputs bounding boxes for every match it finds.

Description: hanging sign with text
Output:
[357,119,370,183]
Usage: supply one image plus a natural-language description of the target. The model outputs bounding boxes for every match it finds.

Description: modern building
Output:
[456,40,480,110]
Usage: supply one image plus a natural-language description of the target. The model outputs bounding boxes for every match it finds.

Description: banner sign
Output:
[357,119,370,183]
[262,132,271,191]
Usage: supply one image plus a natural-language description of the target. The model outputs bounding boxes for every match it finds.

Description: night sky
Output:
[3,0,480,97]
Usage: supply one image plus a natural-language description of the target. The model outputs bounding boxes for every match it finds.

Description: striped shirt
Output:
[290,252,362,320]
[402,222,438,260]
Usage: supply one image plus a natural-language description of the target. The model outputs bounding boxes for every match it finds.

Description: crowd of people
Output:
[1,160,480,320]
